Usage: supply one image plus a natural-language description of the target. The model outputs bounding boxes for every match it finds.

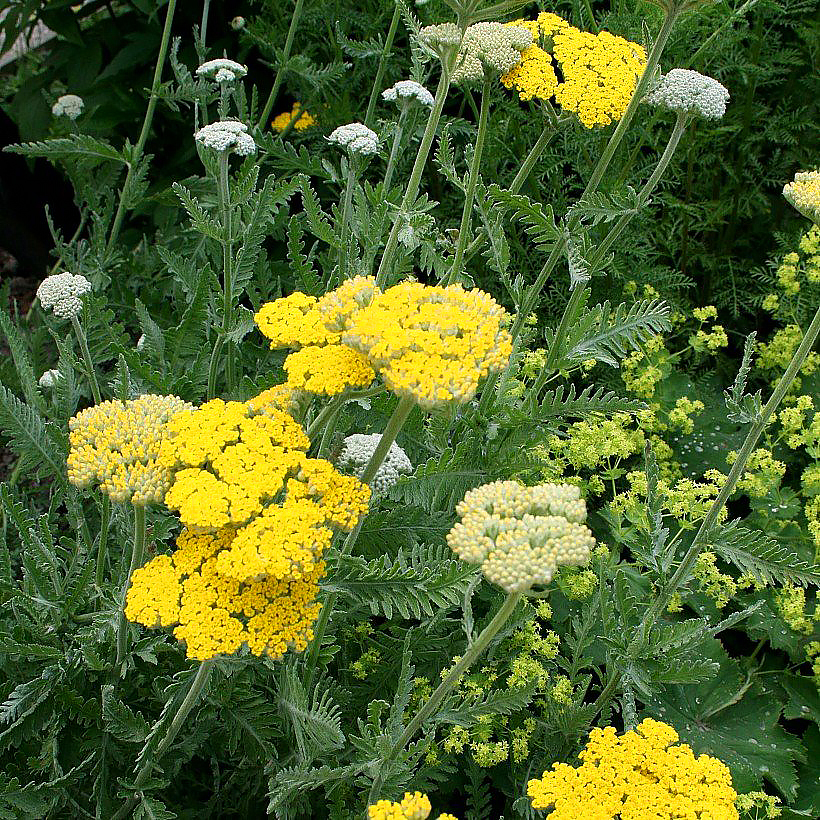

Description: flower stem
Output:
[368,590,523,803]
[443,76,491,286]
[257,0,306,129]
[95,494,111,590]
[364,1,401,128]
[116,504,145,667]
[71,314,102,404]
[338,159,357,281]
[217,150,235,393]
[382,108,407,194]
[375,65,454,287]
[110,660,214,820]
[107,0,177,253]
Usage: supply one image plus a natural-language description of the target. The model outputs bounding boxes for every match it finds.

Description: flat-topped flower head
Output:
[52,94,84,120]
[418,22,462,63]
[784,170,820,224]
[527,718,739,820]
[368,792,432,820]
[38,369,61,389]
[337,432,413,493]
[382,80,435,108]
[644,69,729,120]
[342,281,513,409]
[196,58,247,83]
[125,527,324,661]
[327,122,380,156]
[194,120,256,155]
[447,481,594,591]
[452,22,532,85]
[36,272,92,319]
[68,394,192,504]
[283,345,375,396]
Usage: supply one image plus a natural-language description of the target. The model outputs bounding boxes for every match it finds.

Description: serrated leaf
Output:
[486,184,560,252]
[4,134,125,164]
[102,684,149,743]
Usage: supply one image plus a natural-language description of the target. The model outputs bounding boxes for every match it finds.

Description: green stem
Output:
[95,495,111,589]
[338,159,357,281]
[199,0,211,49]
[257,0,306,129]
[368,590,523,803]
[444,76,491,286]
[375,65,454,287]
[71,314,102,404]
[364,2,401,128]
[111,660,214,820]
[303,396,415,691]
[116,505,145,667]
[383,108,407,193]
[593,304,820,716]
[107,0,177,253]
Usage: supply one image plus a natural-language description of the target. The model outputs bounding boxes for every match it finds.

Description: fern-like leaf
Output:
[486,184,561,253]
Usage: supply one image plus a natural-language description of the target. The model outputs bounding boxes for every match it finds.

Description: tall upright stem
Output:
[257,0,306,129]
[364,2,401,127]
[116,505,145,667]
[199,0,211,49]
[71,314,102,404]
[375,67,454,287]
[95,494,111,589]
[383,109,407,193]
[111,661,214,820]
[368,590,523,803]
[444,76,491,285]
[107,0,178,253]
[338,160,357,281]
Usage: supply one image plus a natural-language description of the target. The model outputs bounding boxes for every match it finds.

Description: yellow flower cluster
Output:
[527,718,738,820]
[256,276,512,410]
[271,102,316,132]
[157,397,369,583]
[447,481,595,591]
[783,169,820,223]
[283,344,374,395]
[125,528,323,661]
[68,395,192,504]
[501,13,646,127]
[367,792,456,820]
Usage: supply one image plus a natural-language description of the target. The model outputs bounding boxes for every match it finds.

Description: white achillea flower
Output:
[36,272,92,319]
[327,123,380,156]
[39,369,61,389]
[643,69,729,120]
[452,22,532,85]
[194,120,256,155]
[783,170,820,224]
[382,80,434,108]
[196,58,248,83]
[337,433,413,493]
[52,94,84,120]
[447,481,595,592]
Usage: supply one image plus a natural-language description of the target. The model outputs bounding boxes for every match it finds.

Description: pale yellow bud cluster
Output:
[68,394,192,504]
[447,481,594,591]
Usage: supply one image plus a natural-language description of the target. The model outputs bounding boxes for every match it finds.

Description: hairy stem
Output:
[111,661,214,820]
[71,314,102,404]
[338,159,357,281]
[382,108,407,193]
[107,0,177,252]
[364,1,401,127]
[444,76,491,285]
[258,0,306,129]
[116,504,145,667]
[368,590,523,803]
[95,494,111,589]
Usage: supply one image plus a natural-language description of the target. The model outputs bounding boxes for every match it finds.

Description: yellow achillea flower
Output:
[368,792,451,820]
[527,718,738,820]
[68,394,192,504]
[256,276,512,410]
[158,399,310,530]
[783,169,820,223]
[125,528,323,661]
[245,383,305,418]
[447,480,594,591]
[284,344,375,395]
[501,12,646,128]
[271,102,316,132]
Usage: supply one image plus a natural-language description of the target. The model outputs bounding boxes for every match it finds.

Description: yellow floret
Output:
[254,292,337,349]
[368,792,432,820]
[284,344,375,395]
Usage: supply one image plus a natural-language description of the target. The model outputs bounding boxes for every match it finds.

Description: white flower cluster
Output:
[382,80,434,108]
[783,170,820,224]
[194,120,256,155]
[196,58,248,83]
[643,69,729,120]
[452,22,532,85]
[418,23,461,60]
[447,481,595,592]
[39,369,61,389]
[36,272,92,319]
[337,433,413,493]
[52,94,84,120]
[327,122,380,156]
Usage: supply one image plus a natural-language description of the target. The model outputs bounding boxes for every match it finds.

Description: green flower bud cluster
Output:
[418,23,462,63]
[447,481,594,591]
[451,22,532,85]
